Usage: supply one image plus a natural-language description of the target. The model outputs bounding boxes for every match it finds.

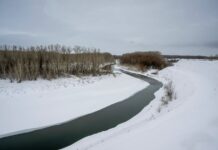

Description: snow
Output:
[64,59,218,150]
[0,72,148,136]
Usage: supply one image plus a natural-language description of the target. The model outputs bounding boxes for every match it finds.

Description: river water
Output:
[0,70,162,150]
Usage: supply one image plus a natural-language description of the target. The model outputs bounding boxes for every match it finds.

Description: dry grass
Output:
[158,81,176,112]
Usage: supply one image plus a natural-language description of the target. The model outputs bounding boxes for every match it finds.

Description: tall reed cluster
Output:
[120,51,167,71]
[0,45,114,82]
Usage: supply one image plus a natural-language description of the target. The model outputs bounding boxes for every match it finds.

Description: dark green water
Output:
[0,70,162,150]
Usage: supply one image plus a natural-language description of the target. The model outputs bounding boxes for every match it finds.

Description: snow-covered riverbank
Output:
[0,72,148,136]
[65,59,218,150]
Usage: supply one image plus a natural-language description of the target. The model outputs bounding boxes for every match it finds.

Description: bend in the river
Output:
[0,69,163,150]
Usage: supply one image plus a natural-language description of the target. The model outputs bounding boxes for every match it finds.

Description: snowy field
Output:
[0,72,148,136]
[65,59,218,150]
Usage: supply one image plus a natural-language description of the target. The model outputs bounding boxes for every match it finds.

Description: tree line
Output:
[0,44,114,82]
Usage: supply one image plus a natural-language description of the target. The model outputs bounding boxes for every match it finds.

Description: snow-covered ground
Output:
[65,59,218,150]
[0,72,148,136]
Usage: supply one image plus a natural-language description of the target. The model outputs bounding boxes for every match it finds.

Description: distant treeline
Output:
[163,55,218,60]
[0,45,114,82]
[120,51,167,71]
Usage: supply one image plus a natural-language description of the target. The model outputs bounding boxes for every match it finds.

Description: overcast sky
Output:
[0,0,218,55]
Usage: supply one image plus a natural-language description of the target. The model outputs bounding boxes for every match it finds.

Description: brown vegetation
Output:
[158,81,176,112]
[164,55,218,60]
[120,51,167,71]
[0,45,114,82]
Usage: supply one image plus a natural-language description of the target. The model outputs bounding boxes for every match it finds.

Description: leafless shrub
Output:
[158,81,176,112]
[120,51,167,71]
[164,81,174,101]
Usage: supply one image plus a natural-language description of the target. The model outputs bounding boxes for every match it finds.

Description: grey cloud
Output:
[0,0,218,55]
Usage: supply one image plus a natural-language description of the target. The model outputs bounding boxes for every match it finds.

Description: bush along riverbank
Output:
[120,51,168,71]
